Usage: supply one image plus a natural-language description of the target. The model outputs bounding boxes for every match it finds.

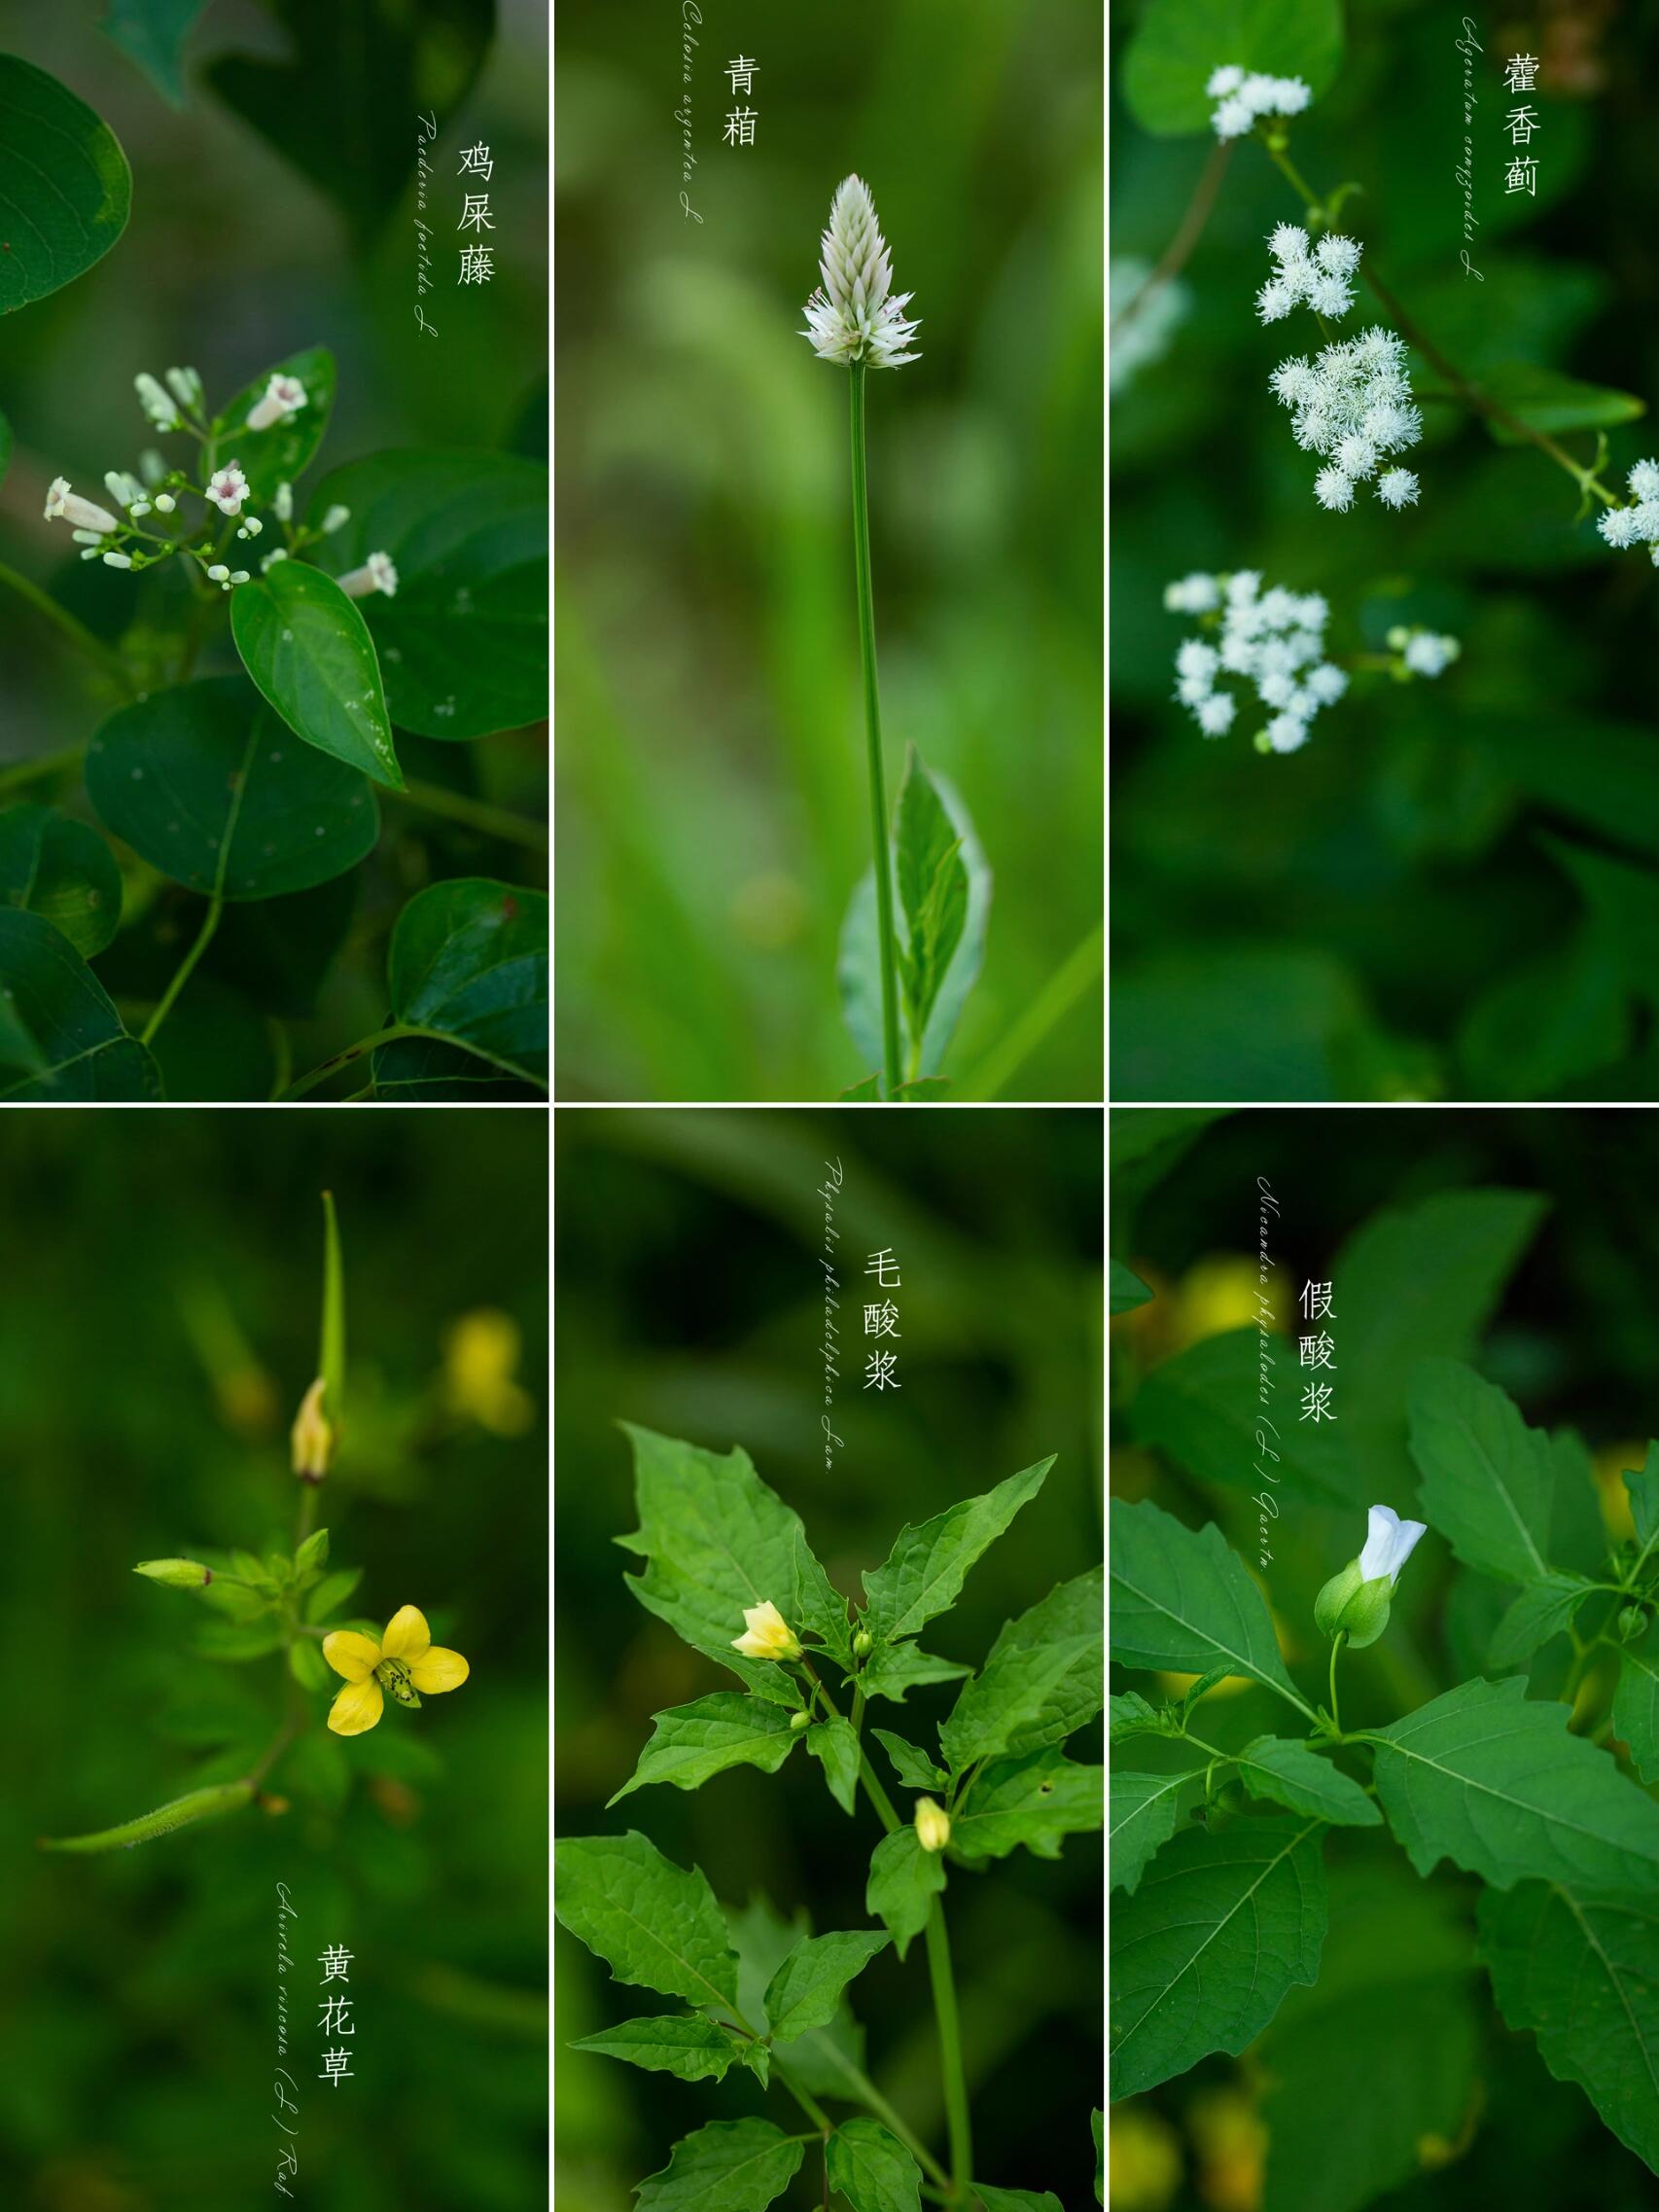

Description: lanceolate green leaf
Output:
[870,1730,948,1793]
[1613,1643,1659,1784]
[552,1832,738,2015]
[387,876,547,1086]
[607,1695,800,1806]
[1233,1737,1381,1828]
[1487,1570,1596,1670]
[939,1566,1104,1771]
[635,2118,805,2212]
[1479,1881,1659,2178]
[1370,1675,1659,1891]
[806,1714,862,1815]
[0,803,121,955]
[0,55,131,314]
[894,746,969,1056]
[312,450,548,737]
[1110,1766,1200,1896]
[1110,1816,1328,2099]
[951,1747,1104,1864]
[857,1641,971,1703]
[865,1827,946,1960]
[0,908,160,1099]
[87,677,378,899]
[1110,1497,1308,1714]
[230,559,402,788]
[862,1457,1053,1643]
[762,1929,890,2044]
[826,2119,923,2212]
[569,2013,738,2084]
[618,1426,849,1702]
[1407,1360,1554,1586]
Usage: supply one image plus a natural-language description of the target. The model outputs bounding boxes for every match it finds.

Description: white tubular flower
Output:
[165,366,203,411]
[104,470,143,510]
[337,551,399,599]
[246,373,308,431]
[43,478,121,534]
[206,462,250,516]
[731,1600,803,1663]
[914,1798,951,1853]
[1359,1504,1428,1584]
[801,174,921,369]
[322,504,351,534]
[274,482,295,522]
[134,372,180,429]
[101,552,133,570]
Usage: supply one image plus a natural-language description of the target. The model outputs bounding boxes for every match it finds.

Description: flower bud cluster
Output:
[1207,63,1312,141]
[1164,570,1346,753]
[1596,458,1659,565]
[1271,327,1424,512]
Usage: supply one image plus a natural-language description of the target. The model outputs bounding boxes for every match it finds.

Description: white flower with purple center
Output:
[206,462,251,517]
[43,477,121,535]
[246,374,308,432]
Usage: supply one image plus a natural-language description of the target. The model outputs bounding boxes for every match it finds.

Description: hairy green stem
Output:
[1112,138,1234,334]
[923,1901,972,2202]
[772,2057,834,2139]
[0,562,138,696]
[39,1780,255,1853]
[848,360,903,1099]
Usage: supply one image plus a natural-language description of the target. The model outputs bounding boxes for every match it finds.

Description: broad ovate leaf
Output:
[1122,0,1345,137]
[762,1929,890,2044]
[826,2119,923,2212]
[865,1826,946,1961]
[1233,1736,1382,1828]
[635,2118,804,2212]
[1110,1496,1306,1712]
[311,450,548,737]
[87,676,378,899]
[0,55,131,314]
[0,803,121,955]
[230,559,402,788]
[1110,1766,1202,1897]
[386,876,547,1087]
[951,1746,1105,1864]
[1407,1360,1554,1586]
[0,908,159,1099]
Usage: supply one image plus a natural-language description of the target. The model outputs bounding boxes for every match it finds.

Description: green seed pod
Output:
[853,1629,874,1659]
[133,1557,213,1589]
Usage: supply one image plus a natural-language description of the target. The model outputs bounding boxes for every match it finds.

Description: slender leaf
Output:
[863,1456,1053,1643]
[1233,1737,1381,1828]
[870,1730,947,1793]
[607,1694,800,1806]
[762,1930,890,2044]
[569,2013,737,2084]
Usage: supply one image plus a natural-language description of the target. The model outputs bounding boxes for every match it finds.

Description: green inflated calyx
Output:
[1314,1560,1395,1651]
[133,1557,213,1589]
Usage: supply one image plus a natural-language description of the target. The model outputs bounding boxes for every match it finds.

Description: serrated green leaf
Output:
[806,1714,862,1815]
[1479,1881,1659,2178]
[635,2118,804,2212]
[0,55,131,314]
[976,2190,1063,2212]
[1234,1737,1381,1828]
[1370,1675,1659,1891]
[1110,1766,1202,1896]
[1110,1497,1307,1714]
[863,1457,1052,1644]
[1488,1571,1596,1670]
[858,1641,971,1703]
[1112,1815,1327,2099]
[740,2038,770,2088]
[0,803,121,957]
[952,1746,1104,1865]
[0,909,160,1100]
[939,1567,1104,1772]
[618,1424,850,1702]
[1613,1644,1659,1784]
[1110,1260,1152,1315]
[1407,1360,1554,1586]
[1122,0,1344,136]
[871,1730,947,1792]
[865,1827,946,1960]
[725,1897,872,2103]
[1108,1692,1168,1742]
[230,561,401,789]
[387,877,547,1086]
[553,1832,738,2015]
[306,1566,363,1623]
[827,2119,922,2212]
[609,1695,800,1806]
[762,1930,890,2044]
[569,2013,738,2084]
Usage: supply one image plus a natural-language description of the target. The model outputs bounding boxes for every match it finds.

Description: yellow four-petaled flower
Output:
[323,1605,470,1735]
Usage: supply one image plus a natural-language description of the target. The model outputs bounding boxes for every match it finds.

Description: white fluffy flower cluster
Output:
[1163,570,1349,753]
[1596,458,1659,565]
[1270,327,1423,513]
[1255,225,1359,323]
[1208,63,1312,140]
[1389,624,1461,676]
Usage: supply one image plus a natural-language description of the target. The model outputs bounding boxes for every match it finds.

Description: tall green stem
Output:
[848,361,902,1099]
[1328,1631,1346,1734]
[923,1901,972,2202]
[141,894,222,1046]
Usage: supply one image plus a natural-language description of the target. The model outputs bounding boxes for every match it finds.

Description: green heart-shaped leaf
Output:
[0,803,122,954]
[230,560,401,788]
[0,907,160,1097]
[387,875,547,1085]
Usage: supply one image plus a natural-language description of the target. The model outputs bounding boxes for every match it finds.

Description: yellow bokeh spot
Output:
[1592,1440,1645,1544]
[1158,1670,1253,1702]
[1109,2104,1182,2212]
[1187,2086,1266,2212]
[444,1309,536,1436]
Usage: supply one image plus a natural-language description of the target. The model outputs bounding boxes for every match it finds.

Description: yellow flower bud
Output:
[133,1557,213,1589]
[731,1599,803,1663]
[914,1797,951,1853]
[290,1376,334,1481]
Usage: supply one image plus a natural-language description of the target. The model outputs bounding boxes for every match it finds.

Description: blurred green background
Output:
[0,1110,547,2211]
[1112,0,1659,1101]
[555,1108,1104,2205]
[1111,1104,1659,2212]
[555,2,1103,1102]
[0,1,548,1090]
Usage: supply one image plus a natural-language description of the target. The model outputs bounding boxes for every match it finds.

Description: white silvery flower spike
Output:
[731,1600,803,1663]
[206,462,251,516]
[338,552,399,599]
[246,373,307,431]
[801,174,921,369]
[44,478,121,534]
[1315,1504,1428,1650]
